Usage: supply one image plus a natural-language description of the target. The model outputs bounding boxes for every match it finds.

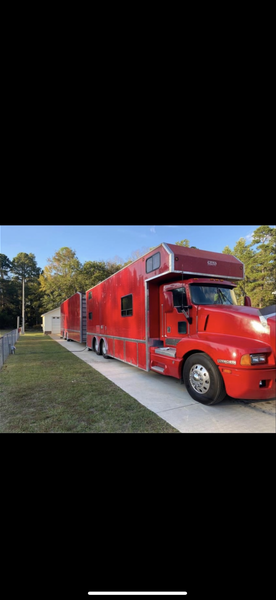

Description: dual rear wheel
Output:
[93,338,108,358]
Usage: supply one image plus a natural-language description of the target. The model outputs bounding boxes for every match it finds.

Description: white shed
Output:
[41,307,61,334]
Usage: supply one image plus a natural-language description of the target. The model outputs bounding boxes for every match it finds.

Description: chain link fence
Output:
[0,329,20,369]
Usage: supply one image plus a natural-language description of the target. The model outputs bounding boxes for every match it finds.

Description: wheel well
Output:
[183,349,204,365]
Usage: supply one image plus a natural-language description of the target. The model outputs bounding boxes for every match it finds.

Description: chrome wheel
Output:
[189,363,211,395]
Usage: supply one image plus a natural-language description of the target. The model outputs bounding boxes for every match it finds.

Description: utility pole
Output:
[22,276,25,335]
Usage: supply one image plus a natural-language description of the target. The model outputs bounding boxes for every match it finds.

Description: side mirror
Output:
[163,291,174,313]
[244,295,252,307]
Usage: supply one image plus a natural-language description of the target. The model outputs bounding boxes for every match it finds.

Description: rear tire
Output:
[101,339,110,359]
[95,338,102,355]
[183,353,226,405]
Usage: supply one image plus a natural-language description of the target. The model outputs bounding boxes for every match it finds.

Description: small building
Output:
[41,307,61,334]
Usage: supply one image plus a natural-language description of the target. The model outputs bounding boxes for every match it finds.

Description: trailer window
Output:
[88,291,92,300]
[121,294,133,317]
[89,312,93,320]
[146,252,161,273]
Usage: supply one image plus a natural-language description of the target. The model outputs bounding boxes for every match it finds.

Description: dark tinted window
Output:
[121,294,133,317]
[146,252,161,273]
[178,321,187,334]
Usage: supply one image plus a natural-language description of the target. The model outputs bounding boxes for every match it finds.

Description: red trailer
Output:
[86,243,276,405]
[60,292,86,343]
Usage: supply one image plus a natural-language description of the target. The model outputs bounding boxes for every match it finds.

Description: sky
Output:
[0,224,266,271]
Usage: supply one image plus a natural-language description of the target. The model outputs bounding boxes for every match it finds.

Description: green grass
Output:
[0,332,179,433]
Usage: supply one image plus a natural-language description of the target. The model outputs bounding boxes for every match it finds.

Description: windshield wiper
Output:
[217,288,231,304]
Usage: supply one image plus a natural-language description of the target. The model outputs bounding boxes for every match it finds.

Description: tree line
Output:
[0,225,275,329]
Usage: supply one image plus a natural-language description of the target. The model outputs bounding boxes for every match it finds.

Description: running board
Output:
[151,365,165,373]
[154,347,176,358]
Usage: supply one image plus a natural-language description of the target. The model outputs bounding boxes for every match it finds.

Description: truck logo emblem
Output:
[207,260,217,266]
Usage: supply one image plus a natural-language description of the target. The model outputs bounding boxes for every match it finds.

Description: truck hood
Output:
[197,305,275,351]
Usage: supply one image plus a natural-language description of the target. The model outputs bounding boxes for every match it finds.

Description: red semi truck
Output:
[85,243,276,405]
[60,292,86,343]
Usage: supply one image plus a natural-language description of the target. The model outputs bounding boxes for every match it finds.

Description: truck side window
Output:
[172,288,187,312]
[178,321,187,334]
[121,294,133,317]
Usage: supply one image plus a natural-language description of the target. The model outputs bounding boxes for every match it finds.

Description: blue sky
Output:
[0,225,264,271]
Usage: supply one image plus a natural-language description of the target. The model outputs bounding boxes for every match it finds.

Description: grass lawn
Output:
[0,332,179,433]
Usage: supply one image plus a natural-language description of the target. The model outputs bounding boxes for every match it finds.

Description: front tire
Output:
[183,353,226,405]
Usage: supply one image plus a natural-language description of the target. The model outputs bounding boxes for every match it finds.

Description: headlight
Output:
[240,353,268,366]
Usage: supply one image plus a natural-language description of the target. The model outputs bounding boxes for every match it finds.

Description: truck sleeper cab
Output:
[86,243,276,406]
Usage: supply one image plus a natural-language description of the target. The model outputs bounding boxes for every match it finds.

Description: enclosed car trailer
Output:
[60,292,86,344]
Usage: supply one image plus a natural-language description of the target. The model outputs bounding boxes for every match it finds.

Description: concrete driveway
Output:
[50,335,276,433]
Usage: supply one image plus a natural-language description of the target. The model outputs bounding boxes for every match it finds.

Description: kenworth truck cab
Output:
[150,277,276,404]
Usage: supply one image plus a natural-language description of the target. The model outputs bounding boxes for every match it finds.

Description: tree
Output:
[11,253,41,332]
[175,239,190,247]
[222,226,276,307]
[249,226,276,307]
[223,238,256,304]
[0,254,12,308]
[0,254,15,328]
[39,247,82,311]
[39,248,121,313]
[124,247,151,266]
[75,260,120,292]
[24,278,44,326]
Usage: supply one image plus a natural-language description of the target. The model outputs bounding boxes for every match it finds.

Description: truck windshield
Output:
[190,284,238,306]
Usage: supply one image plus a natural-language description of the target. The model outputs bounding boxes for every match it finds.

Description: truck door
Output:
[160,286,189,345]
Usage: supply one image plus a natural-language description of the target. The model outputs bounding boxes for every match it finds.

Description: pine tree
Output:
[0,254,14,327]
[222,226,276,307]
[222,239,255,304]
[11,253,41,330]
[249,226,276,307]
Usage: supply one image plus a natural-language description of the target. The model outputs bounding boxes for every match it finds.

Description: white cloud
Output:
[150,227,156,233]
